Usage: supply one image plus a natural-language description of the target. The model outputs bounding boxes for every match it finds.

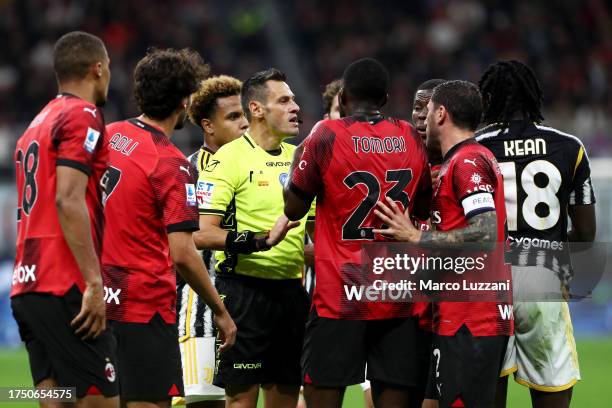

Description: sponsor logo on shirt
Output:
[12,263,36,285]
[84,127,101,153]
[185,183,197,206]
[196,181,215,207]
[104,286,121,305]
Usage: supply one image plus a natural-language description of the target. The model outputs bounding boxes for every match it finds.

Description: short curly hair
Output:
[322,79,342,114]
[134,48,210,120]
[188,75,243,128]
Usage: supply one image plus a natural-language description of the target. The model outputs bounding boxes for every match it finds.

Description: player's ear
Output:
[92,61,103,79]
[202,118,213,135]
[437,105,447,125]
[249,100,264,119]
[323,113,330,119]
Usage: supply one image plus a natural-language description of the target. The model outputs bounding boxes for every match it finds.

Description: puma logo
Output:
[83,107,97,118]
[179,165,190,175]
[463,158,477,167]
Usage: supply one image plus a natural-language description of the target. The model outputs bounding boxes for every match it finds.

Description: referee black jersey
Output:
[476,121,595,281]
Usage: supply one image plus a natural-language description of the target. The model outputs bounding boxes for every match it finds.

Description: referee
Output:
[196,68,314,408]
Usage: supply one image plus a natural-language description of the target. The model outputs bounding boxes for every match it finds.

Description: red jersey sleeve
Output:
[288,120,335,200]
[452,151,498,219]
[53,104,105,175]
[150,156,199,233]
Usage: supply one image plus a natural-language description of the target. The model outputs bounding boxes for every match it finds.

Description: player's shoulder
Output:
[532,123,586,149]
[453,139,496,163]
[59,95,103,125]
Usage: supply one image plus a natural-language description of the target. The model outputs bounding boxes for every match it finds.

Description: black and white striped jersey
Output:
[176,146,218,340]
[476,121,595,281]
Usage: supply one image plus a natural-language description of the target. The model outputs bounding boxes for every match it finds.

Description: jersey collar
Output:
[443,137,476,162]
[242,132,284,156]
[129,118,166,138]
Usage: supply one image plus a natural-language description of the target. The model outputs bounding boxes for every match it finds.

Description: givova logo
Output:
[233,362,262,370]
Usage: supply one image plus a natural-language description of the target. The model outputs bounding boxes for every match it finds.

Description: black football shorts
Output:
[110,313,184,401]
[426,324,508,407]
[11,285,119,398]
[302,308,431,391]
[213,274,309,387]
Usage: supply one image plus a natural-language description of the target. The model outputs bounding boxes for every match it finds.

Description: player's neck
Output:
[249,122,283,151]
[203,135,220,153]
[440,128,475,158]
[137,114,175,138]
[57,82,96,105]
[347,103,381,117]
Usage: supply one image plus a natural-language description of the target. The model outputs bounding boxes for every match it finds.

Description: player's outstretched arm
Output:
[169,231,237,352]
[568,204,596,242]
[373,196,497,249]
[56,165,106,340]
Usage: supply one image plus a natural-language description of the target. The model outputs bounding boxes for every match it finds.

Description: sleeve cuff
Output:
[199,209,226,216]
[288,181,315,202]
[167,220,199,233]
[56,158,91,176]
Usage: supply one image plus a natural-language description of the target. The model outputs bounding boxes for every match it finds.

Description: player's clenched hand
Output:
[266,214,300,247]
[71,280,106,340]
[214,311,237,353]
[373,197,422,243]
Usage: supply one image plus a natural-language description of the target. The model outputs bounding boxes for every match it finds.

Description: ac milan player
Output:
[412,79,446,180]
[102,49,236,407]
[410,78,445,408]
[11,31,119,406]
[284,58,431,408]
[375,80,513,407]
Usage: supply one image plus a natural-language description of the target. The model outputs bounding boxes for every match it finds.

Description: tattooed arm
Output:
[373,196,498,250]
[418,211,497,249]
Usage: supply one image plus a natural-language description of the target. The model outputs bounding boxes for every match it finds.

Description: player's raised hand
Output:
[266,214,300,247]
[214,311,237,353]
[373,196,422,243]
[71,280,106,340]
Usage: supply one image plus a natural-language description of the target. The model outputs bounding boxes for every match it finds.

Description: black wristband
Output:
[226,230,260,254]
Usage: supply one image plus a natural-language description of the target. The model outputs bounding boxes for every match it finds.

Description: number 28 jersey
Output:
[12,94,108,298]
[289,115,431,320]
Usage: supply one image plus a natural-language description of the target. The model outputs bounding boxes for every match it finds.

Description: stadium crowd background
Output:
[0,0,611,354]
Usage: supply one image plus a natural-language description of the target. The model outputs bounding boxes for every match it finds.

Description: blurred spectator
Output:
[0,0,611,181]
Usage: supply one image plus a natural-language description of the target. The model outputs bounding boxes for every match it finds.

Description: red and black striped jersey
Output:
[102,118,199,324]
[431,138,513,336]
[12,93,107,297]
[289,115,431,320]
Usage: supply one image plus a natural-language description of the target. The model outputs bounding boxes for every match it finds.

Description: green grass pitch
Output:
[1,338,610,407]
